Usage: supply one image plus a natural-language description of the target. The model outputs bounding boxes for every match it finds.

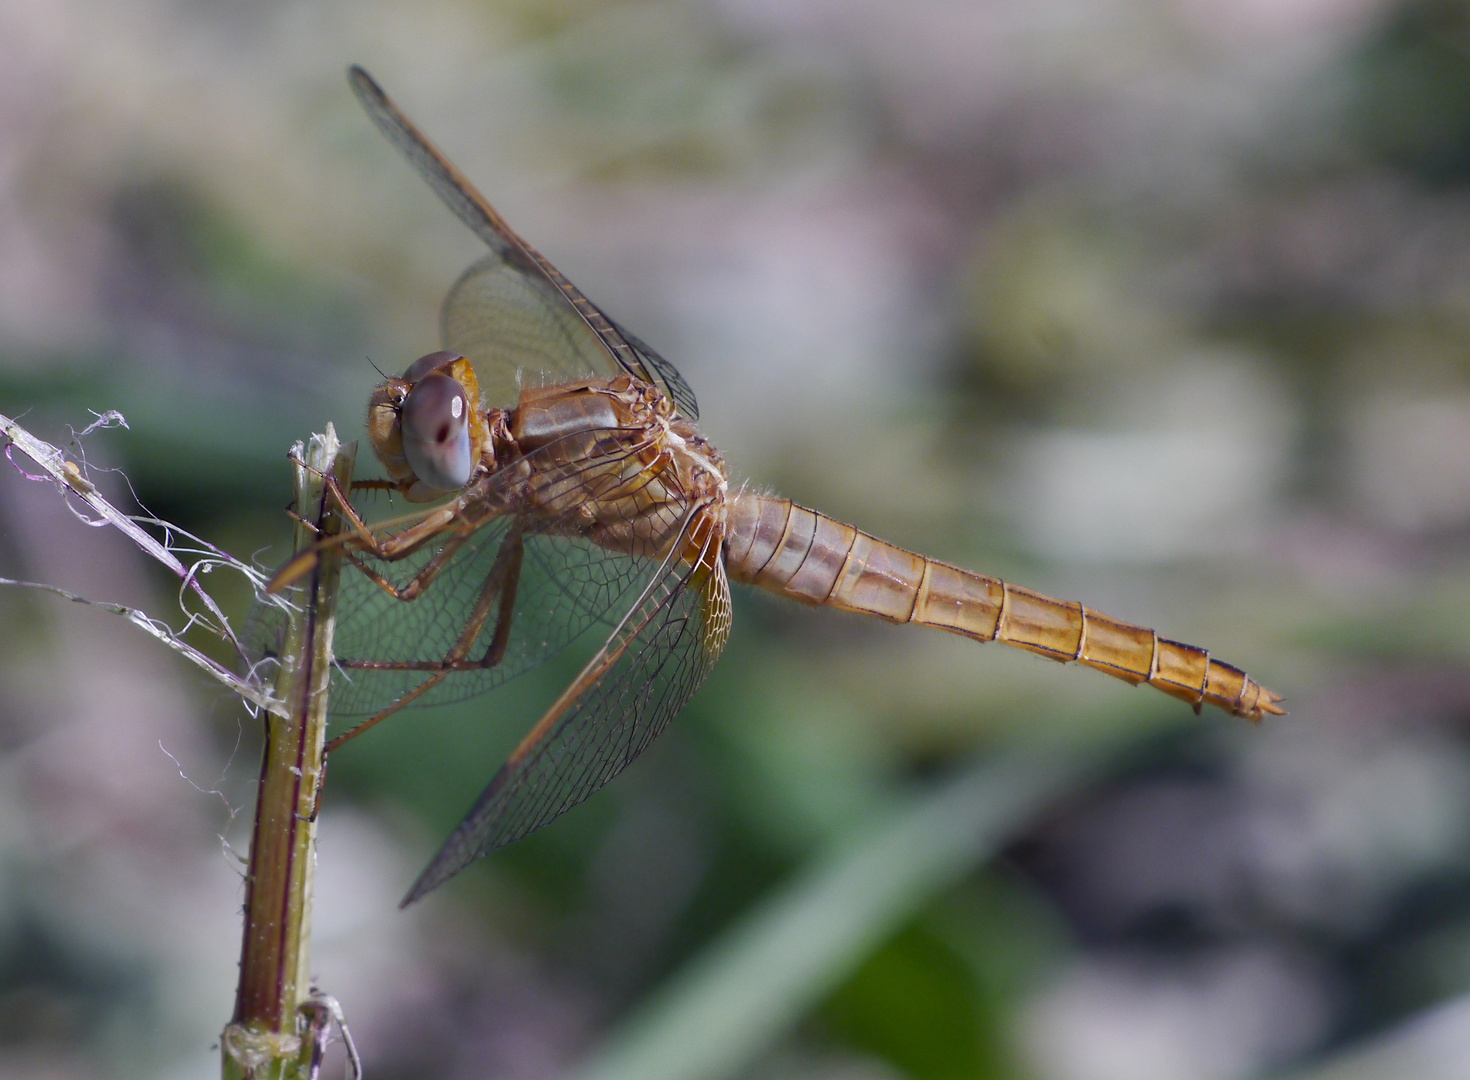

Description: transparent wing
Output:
[403,517,732,903]
[440,254,625,408]
[246,428,682,729]
[328,524,658,719]
[350,65,699,418]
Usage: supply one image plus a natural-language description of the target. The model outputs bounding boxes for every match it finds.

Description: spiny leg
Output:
[325,527,525,752]
[269,497,472,593]
[282,451,385,551]
[320,469,387,549]
[351,478,407,495]
[338,524,475,603]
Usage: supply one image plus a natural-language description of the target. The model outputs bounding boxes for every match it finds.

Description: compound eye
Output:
[400,372,473,492]
[402,350,464,383]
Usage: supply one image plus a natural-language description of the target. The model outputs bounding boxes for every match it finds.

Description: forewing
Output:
[349,66,524,262]
[350,66,698,417]
[402,520,732,903]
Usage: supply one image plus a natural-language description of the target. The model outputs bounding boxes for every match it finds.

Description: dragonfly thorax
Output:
[493,376,728,563]
[508,376,646,451]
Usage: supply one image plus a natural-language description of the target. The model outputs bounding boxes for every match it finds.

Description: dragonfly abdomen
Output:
[724,493,1282,721]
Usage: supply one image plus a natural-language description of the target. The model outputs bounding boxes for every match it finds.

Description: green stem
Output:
[223,426,355,1080]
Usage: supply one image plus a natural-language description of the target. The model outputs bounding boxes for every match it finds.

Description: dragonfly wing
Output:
[247,431,665,725]
[441,254,623,408]
[402,512,732,904]
[349,65,524,261]
[351,66,699,417]
[610,319,700,421]
[327,524,660,721]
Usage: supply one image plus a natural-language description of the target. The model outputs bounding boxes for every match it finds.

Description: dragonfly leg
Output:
[459,526,523,669]
[339,524,474,603]
[283,477,383,550]
[325,529,524,752]
[267,500,466,593]
[303,754,329,824]
[280,448,379,547]
[351,477,406,494]
[324,471,394,551]
[283,503,319,534]
[332,495,518,602]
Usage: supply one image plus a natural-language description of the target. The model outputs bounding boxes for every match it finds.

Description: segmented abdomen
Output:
[723,494,1283,721]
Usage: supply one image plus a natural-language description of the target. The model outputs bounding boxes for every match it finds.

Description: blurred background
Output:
[2,0,1470,1077]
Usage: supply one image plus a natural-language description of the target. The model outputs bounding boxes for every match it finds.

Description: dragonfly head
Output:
[368,351,490,501]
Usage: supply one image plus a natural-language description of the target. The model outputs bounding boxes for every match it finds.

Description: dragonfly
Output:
[266,66,1283,907]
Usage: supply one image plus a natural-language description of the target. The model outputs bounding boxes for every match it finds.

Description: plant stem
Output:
[223,426,355,1080]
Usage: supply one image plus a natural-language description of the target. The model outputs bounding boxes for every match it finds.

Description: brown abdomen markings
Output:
[724,493,1282,721]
